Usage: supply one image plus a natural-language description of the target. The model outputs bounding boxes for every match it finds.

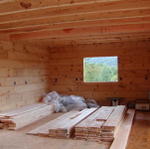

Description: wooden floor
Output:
[127,111,150,149]
[0,111,149,149]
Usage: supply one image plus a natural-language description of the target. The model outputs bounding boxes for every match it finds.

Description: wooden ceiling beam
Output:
[64,36,150,45]
[28,31,150,43]
[10,22,150,40]
[41,32,150,40]
[0,0,149,23]
[0,0,117,13]
[25,31,150,47]
[51,35,150,43]
[28,35,150,47]
[0,15,150,34]
[0,7,150,29]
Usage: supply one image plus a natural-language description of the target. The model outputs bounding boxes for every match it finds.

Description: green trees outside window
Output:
[83,56,118,82]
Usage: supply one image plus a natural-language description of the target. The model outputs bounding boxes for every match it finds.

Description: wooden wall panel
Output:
[0,41,50,112]
[48,40,150,105]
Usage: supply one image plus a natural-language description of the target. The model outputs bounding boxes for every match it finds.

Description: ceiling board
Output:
[0,15,150,34]
[10,22,150,40]
[0,0,150,47]
[0,0,118,13]
[0,7,149,29]
[0,0,149,23]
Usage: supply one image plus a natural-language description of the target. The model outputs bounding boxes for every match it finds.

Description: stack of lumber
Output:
[110,109,135,149]
[75,105,126,143]
[100,105,126,142]
[0,103,54,130]
[28,108,97,138]
[75,106,115,142]
[28,105,128,144]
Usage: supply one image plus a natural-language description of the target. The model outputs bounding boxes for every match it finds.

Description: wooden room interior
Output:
[0,0,150,149]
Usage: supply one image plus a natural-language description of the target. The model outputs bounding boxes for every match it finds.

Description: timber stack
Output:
[75,106,126,142]
[28,108,97,138]
[0,103,54,130]
[28,105,126,143]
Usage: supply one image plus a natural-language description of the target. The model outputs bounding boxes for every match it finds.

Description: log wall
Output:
[0,41,50,112]
[48,40,150,105]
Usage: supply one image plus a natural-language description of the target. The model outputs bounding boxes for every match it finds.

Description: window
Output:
[83,56,118,82]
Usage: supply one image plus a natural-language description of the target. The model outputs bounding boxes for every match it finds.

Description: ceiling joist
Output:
[10,22,150,40]
[0,15,150,34]
[0,0,118,13]
[0,0,150,46]
[0,7,150,30]
[23,31,150,47]
[0,0,149,23]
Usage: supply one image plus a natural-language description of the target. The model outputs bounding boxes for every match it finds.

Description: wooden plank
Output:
[75,106,115,142]
[52,108,97,138]
[0,7,150,30]
[28,108,97,137]
[27,111,79,136]
[102,105,126,130]
[0,0,149,23]
[10,22,150,40]
[7,105,54,130]
[96,106,115,121]
[0,76,49,87]
[0,0,118,13]
[0,103,47,118]
[100,106,126,142]
[1,15,150,34]
[27,31,150,47]
[110,109,135,149]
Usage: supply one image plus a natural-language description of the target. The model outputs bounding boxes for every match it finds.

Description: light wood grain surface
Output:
[0,113,109,149]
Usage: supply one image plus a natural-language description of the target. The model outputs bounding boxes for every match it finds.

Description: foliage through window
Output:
[83,56,118,82]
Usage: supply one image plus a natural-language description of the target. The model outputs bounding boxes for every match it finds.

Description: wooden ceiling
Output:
[0,0,150,47]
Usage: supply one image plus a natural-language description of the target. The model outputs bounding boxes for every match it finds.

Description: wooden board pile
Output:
[100,105,126,142]
[110,109,135,149]
[0,103,54,130]
[75,105,126,143]
[28,108,97,138]
[75,106,115,142]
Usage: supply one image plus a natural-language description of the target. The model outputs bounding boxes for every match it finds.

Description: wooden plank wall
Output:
[48,40,150,105]
[0,41,50,112]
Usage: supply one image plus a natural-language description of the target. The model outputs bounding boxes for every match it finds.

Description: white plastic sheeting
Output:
[43,91,99,112]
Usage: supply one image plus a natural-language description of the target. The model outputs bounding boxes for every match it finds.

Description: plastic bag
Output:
[61,95,87,111]
[43,91,64,112]
[43,91,98,112]
[86,99,99,108]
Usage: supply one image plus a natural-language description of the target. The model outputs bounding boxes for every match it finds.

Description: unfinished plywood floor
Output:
[0,113,109,149]
[127,111,150,149]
